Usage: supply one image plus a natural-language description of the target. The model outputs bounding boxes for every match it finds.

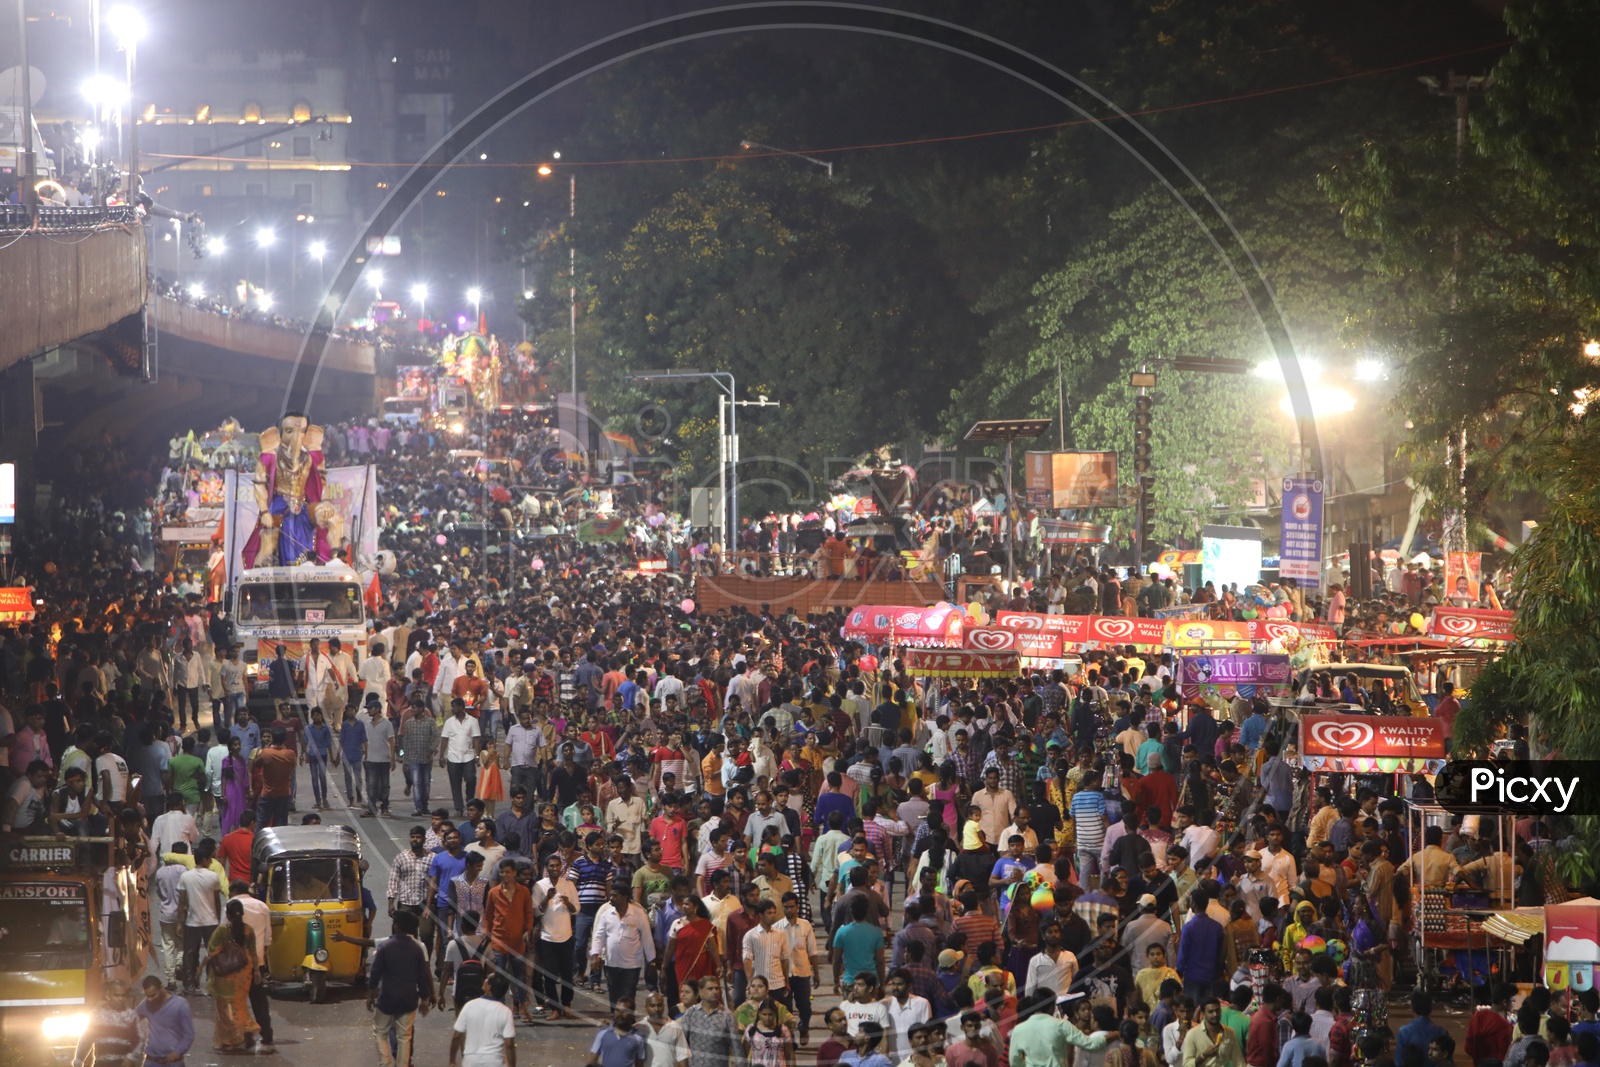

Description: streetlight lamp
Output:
[627,370,741,555]
[739,139,833,177]
[467,286,483,331]
[410,282,429,327]
[254,226,276,294]
[82,75,127,201]
[106,5,145,199]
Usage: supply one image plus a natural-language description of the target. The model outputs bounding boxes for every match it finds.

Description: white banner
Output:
[223,464,377,590]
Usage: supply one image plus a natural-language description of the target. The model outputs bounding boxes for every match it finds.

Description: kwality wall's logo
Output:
[1434,760,1599,816]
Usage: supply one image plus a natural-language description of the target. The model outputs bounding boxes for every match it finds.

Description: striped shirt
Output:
[571,854,615,910]
[1070,789,1108,852]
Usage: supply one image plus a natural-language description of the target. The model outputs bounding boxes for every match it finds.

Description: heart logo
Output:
[1095,618,1134,639]
[969,629,1014,651]
[1439,615,1476,635]
[1310,720,1374,752]
[1003,613,1042,631]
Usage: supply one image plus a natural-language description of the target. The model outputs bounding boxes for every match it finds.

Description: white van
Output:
[232,564,367,697]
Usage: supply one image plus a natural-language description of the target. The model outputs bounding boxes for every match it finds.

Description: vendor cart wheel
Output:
[308,971,327,1003]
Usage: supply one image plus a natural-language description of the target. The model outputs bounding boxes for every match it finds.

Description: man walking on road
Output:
[481,859,536,1023]
[401,698,439,816]
[369,910,434,1067]
[441,699,482,817]
[360,695,396,817]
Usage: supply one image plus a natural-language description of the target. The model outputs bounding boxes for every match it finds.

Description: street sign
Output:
[1279,476,1323,589]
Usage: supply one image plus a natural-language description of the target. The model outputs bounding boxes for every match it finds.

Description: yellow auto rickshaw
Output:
[252,826,365,1002]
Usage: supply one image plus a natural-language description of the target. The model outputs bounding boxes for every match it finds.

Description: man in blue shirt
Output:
[136,975,194,1064]
[1276,1011,1326,1067]
[229,709,262,764]
[1239,703,1268,753]
[830,897,886,989]
[1259,739,1295,813]
[338,711,367,806]
[588,1001,648,1067]
[574,651,604,713]
[1174,890,1225,999]
[1395,993,1449,1067]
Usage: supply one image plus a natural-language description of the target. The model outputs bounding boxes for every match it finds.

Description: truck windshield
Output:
[384,399,425,414]
[237,581,362,624]
[0,897,90,971]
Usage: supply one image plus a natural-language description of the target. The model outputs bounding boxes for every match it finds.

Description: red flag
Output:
[478,311,488,335]
[364,572,382,613]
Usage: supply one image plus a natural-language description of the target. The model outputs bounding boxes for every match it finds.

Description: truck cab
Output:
[231,563,367,709]
[0,838,151,1060]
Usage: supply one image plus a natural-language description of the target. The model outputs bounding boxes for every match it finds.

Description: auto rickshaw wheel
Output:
[308,970,327,1003]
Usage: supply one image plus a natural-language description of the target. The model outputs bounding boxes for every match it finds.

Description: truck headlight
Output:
[41,1013,90,1041]
[449,421,465,434]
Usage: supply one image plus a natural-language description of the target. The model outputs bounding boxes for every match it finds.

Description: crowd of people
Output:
[0,400,1567,1067]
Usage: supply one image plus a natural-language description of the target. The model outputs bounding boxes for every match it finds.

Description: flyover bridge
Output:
[0,206,376,481]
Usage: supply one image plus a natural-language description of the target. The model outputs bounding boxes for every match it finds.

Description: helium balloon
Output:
[1241,607,1257,619]
[43,562,57,575]
[1030,883,1056,913]
[1410,612,1426,632]
[530,558,544,570]
[680,599,696,614]
[435,534,448,545]
[1300,935,1328,955]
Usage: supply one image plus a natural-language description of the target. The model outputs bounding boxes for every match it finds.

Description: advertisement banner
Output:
[1279,476,1323,590]
[1039,519,1112,545]
[0,587,34,622]
[1084,615,1167,648]
[843,604,966,647]
[1156,549,1202,567]
[994,612,1089,642]
[1301,714,1447,759]
[223,465,379,591]
[963,626,1065,658]
[903,648,1022,678]
[1165,618,1252,651]
[1427,606,1515,640]
[1175,653,1292,699]
[1024,451,1120,509]
[1248,619,1338,646]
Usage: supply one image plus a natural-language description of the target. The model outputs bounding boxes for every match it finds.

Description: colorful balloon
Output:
[680,599,696,614]
[435,534,448,545]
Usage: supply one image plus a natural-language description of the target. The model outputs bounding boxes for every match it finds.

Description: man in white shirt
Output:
[741,899,792,1001]
[606,777,648,863]
[774,893,821,1042]
[439,699,482,818]
[638,991,690,1067]
[434,646,464,714]
[150,803,199,860]
[590,886,656,1009]
[531,854,578,1020]
[881,968,932,1062]
[176,850,225,992]
[1024,919,1080,997]
[172,640,208,733]
[450,977,516,1067]
[1176,807,1220,869]
[302,638,340,729]
[1258,827,1299,906]
[360,646,392,713]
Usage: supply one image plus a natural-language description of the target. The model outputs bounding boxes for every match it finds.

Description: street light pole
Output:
[626,369,739,556]
[739,139,833,177]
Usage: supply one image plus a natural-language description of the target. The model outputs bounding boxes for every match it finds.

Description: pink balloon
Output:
[680,598,695,614]
[435,534,448,545]
[531,558,545,570]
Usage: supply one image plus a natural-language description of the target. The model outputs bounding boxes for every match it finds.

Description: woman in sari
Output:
[218,735,249,834]
[207,900,261,1052]
[1347,892,1391,991]
[1044,757,1077,859]
[665,896,721,1010]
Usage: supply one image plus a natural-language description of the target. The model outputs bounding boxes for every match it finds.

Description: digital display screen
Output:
[0,463,15,524]
[1202,533,1263,592]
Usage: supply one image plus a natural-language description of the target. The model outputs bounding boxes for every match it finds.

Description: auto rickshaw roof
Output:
[252,825,362,862]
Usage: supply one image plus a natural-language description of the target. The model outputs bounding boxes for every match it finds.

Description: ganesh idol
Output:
[242,411,345,567]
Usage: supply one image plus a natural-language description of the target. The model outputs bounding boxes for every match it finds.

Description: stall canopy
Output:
[0,587,35,623]
[904,647,1022,678]
[1249,619,1337,645]
[842,604,964,647]
[1427,607,1515,641]
[993,611,1166,649]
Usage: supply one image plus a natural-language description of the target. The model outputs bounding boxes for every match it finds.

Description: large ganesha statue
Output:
[242,412,345,567]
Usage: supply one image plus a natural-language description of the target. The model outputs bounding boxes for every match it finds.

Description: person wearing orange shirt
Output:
[451,660,489,714]
[481,861,536,1021]
[217,809,257,886]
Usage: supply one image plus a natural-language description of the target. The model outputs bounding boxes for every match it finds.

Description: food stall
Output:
[841,603,966,649]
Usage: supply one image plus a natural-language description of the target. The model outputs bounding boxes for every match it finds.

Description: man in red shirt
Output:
[451,659,489,714]
[481,860,536,1021]
[600,659,628,712]
[1246,983,1287,1067]
[217,809,257,886]
[1433,681,1461,746]
[252,729,297,827]
[649,795,690,873]
[1135,763,1179,830]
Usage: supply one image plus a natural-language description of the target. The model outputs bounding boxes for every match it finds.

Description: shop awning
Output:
[842,604,965,647]
[904,648,1022,678]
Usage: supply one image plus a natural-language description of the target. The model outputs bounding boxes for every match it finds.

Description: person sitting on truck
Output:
[2,759,51,834]
[49,765,100,837]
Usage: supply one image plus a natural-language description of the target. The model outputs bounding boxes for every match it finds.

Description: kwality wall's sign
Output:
[993,612,1167,648]
[963,626,1065,658]
[1426,607,1515,641]
[1301,713,1447,759]
[1248,619,1338,645]
[1175,654,1293,700]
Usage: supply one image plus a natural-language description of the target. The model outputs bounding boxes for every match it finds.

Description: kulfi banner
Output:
[1175,653,1292,700]
[223,465,379,591]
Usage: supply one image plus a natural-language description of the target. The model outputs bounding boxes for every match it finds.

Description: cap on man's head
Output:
[938,949,965,969]
[1137,893,1158,908]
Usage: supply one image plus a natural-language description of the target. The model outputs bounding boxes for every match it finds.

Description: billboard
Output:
[1201,525,1263,593]
[1279,477,1323,589]
[0,462,12,524]
[1024,451,1119,509]
[1444,550,1484,603]
[1175,653,1292,699]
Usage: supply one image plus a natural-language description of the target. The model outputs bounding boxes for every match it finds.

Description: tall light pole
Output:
[627,370,739,556]
[739,139,833,177]
[14,0,35,213]
[106,6,145,199]
[255,225,276,296]
[537,158,577,401]
[467,286,483,332]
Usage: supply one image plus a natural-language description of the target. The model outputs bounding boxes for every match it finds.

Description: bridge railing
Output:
[0,204,141,234]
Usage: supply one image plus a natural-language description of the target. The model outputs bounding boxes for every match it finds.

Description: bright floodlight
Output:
[1354,358,1386,382]
[81,129,101,152]
[537,164,553,176]
[205,236,226,255]
[1585,340,1600,360]
[1279,386,1354,417]
[369,269,384,290]
[308,240,327,261]
[255,227,276,248]
[82,75,128,109]
[521,289,534,300]
[467,287,482,305]
[410,283,428,302]
[187,282,204,299]
[106,6,147,44]
[257,292,274,311]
